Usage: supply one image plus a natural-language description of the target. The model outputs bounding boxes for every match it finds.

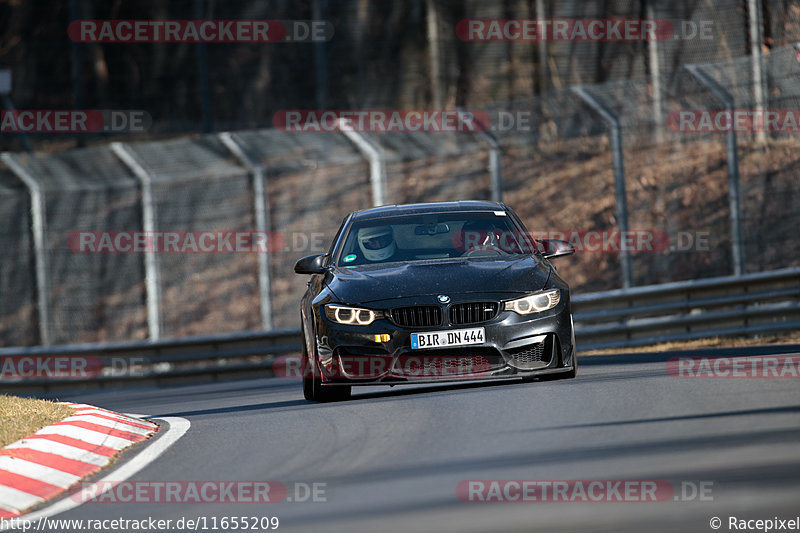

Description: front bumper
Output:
[311,298,575,385]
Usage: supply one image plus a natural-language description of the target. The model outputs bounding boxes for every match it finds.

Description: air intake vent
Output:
[449,302,499,325]
[390,306,442,328]
[505,336,554,370]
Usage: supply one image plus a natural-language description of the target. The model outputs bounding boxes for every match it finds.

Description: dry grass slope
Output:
[0,395,74,448]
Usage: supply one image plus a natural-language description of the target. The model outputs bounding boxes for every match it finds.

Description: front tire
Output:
[301,327,352,402]
[303,373,352,402]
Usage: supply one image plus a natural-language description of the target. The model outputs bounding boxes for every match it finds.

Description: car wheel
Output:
[303,371,352,402]
[302,369,316,401]
[301,327,352,402]
[306,377,352,402]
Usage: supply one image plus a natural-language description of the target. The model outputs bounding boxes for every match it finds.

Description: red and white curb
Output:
[0,402,158,519]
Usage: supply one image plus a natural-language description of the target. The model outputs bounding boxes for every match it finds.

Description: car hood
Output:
[326,256,551,304]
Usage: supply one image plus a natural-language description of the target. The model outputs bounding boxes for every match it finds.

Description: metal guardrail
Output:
[572,266,800,350]
[0,329,302,391]
[1,268,798,389]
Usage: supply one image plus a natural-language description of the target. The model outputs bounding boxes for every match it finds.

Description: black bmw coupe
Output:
[294,201,577,402]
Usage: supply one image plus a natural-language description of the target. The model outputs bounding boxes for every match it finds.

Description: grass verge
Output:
[0,395,74,448]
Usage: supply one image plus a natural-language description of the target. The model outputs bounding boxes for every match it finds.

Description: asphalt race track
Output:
[35,345,800,533]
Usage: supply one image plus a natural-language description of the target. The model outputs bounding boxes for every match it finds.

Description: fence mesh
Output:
[694,45,800,272]
[123,137,258,338]
[232,130,371,329]
[0,165,36,346]
[3,147,145,345]
[482,93,615,291]
[362,130,492,204]
[2,46,800,346]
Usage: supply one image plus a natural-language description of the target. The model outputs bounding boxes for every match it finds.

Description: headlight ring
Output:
[503,289,561,315]
[324,304,381,325]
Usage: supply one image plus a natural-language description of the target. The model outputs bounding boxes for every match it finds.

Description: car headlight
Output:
[324,304,381,325]
[504,289,561,315]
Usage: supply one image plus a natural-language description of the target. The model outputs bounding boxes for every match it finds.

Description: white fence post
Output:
[685,65,745,276]
[338,119,387,206]
[219,132,273,330]
[111,142,163,340]
[571,86,633,289]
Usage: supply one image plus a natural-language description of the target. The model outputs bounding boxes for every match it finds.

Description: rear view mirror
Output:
[414,223,450,235]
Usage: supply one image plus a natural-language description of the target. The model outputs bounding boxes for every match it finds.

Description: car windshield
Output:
[336,211,535,266]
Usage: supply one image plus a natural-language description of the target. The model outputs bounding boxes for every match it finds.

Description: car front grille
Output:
[390,305,442,328]
[449,302,499,325]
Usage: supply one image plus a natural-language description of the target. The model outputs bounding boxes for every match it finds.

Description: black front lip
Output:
[312,301,574,384]
[319,369,574,387]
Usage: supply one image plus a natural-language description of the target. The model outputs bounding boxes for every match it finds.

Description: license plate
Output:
[410,327,485,349]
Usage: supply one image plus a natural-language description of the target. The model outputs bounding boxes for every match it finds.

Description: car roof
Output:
[350,201,507,221]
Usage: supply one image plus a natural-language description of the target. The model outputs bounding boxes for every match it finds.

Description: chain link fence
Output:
[231,130,371,329]
[703,44,800,273]
[1,147,144,345]
[2,44,800,347]
[3,0,798,149]
[0,166,36,346]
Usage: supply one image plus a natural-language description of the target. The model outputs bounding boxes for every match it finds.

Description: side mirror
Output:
[537,239,575,259]
[294,254,328,274]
